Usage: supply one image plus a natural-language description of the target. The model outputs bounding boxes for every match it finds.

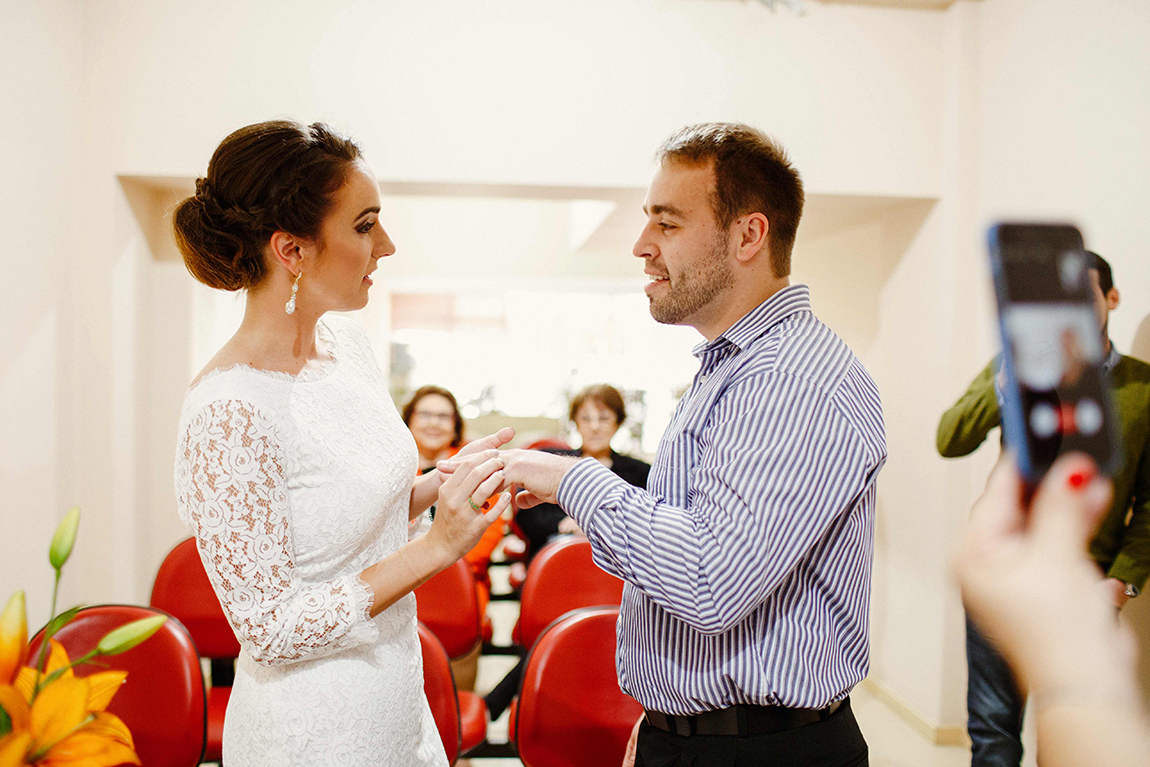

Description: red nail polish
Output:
[1068,469,1095,489]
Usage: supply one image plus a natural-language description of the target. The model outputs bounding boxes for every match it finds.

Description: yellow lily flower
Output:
[0,593,27,686]
[12,642,125,712]
[0,686,29,732]
[0,642,139,767]
[0,732,32,767]
[28,676,89,753]
[38,712,138,767]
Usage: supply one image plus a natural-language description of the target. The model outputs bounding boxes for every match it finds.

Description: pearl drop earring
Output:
[286,270,302,315]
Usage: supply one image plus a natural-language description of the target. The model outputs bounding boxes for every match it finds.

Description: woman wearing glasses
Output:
[515,384,651,555]
[402,387,505,645]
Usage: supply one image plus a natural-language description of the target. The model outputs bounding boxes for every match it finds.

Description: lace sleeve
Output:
[175,399,379,666]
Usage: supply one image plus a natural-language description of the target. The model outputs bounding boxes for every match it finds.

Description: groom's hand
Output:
[500,450,580,508]
[438,448,579,508]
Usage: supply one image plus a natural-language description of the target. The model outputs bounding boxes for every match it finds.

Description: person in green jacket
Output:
[937,251,1150,767]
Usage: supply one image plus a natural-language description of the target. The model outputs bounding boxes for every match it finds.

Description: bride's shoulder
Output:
[188,342,253,391]
[181,343,289,424]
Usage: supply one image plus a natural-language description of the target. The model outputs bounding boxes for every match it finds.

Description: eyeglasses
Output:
[412,411,455,425]
[575,414,618,427]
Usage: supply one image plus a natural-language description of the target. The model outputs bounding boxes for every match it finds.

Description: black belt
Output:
[644,698,845,737]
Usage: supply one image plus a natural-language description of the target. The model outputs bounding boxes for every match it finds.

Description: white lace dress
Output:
[174,315,446,767]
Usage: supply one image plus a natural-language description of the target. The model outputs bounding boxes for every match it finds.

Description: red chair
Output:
[514,607,642,767]
[418,622,488,763]
[151,537,239,763]
[524,437,571,452]
[514,537,625,649]
[415,558,491,656]
[29,605,207,767]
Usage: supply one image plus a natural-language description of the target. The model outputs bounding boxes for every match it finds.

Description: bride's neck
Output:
[233,285,324,373]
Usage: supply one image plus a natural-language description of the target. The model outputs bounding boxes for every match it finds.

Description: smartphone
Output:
[988,222,1120,484]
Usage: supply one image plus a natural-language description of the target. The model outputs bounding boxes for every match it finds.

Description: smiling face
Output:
[573,400,620,458]
[633,160,735,332]
[408,393,459,459]
[302,161,394,312]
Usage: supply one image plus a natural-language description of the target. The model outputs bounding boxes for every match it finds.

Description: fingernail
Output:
[1068,467,1096,489]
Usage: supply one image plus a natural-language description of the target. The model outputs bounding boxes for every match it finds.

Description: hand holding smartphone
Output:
[988,223,1120,484]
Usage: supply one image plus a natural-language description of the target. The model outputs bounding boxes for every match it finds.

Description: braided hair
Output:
[173,120,362,291]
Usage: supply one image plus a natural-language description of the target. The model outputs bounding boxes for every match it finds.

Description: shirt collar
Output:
[692,284,812,359]
[1104,341,1121,373]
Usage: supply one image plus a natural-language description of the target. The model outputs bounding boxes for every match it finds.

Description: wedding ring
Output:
[467,496,485,512]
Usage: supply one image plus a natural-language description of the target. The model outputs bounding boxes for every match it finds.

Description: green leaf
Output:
[0,702,10,736]
[96,615,167,656]
[49,507,80,571]
[43,605,83,641]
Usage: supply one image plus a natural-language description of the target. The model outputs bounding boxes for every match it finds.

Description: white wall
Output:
[0,0,85,623]
[62,0,952,611]
[863,0,1150,736]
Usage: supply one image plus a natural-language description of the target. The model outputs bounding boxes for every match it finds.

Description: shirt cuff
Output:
[557,457,628,530]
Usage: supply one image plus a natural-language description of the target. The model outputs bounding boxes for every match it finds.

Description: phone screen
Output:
[991,224,1119,481]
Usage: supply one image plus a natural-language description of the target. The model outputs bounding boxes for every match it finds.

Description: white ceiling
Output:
[819,0,964,8]
[707,0,970,9]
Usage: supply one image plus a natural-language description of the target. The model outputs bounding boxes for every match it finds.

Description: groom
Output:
[459,123,886,766]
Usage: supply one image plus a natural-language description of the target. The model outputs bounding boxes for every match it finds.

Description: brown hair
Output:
[656,123,804,278]
[569,384,626,426]
[402,385,465,448]
[172,120,362,291]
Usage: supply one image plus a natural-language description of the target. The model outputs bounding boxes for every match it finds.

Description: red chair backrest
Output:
[518,538,624,649]
[418,622,462,765]
[515,607,641,767]
[150,537,240,658]
[524,438,570,452]
[415,558,482,659]
[29,605,207,767]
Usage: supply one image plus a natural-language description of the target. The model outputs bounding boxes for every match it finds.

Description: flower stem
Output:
[48,569,60,627]
[33,569,63,690]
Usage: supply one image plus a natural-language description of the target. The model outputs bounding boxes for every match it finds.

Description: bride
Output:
[172,119,510,766]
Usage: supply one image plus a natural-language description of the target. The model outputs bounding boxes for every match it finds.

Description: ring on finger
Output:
[467,496,487,512]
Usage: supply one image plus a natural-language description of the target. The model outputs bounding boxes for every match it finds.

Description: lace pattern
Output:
[178,398,378,665]
[174,315,443,766]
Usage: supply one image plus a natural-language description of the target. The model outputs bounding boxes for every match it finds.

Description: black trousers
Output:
[636,698,868,767]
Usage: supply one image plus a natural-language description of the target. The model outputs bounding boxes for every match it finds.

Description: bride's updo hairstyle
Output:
[173,120,362,291]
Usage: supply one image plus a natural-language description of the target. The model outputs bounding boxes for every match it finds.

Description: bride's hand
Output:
[427,451,511,564]
[454,427,515,461]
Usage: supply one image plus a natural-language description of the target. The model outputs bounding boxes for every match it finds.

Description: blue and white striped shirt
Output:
[557,284,886,715]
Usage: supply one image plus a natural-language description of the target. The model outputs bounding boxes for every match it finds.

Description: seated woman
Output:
[402,385,505,613]
[515,384,650,558]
